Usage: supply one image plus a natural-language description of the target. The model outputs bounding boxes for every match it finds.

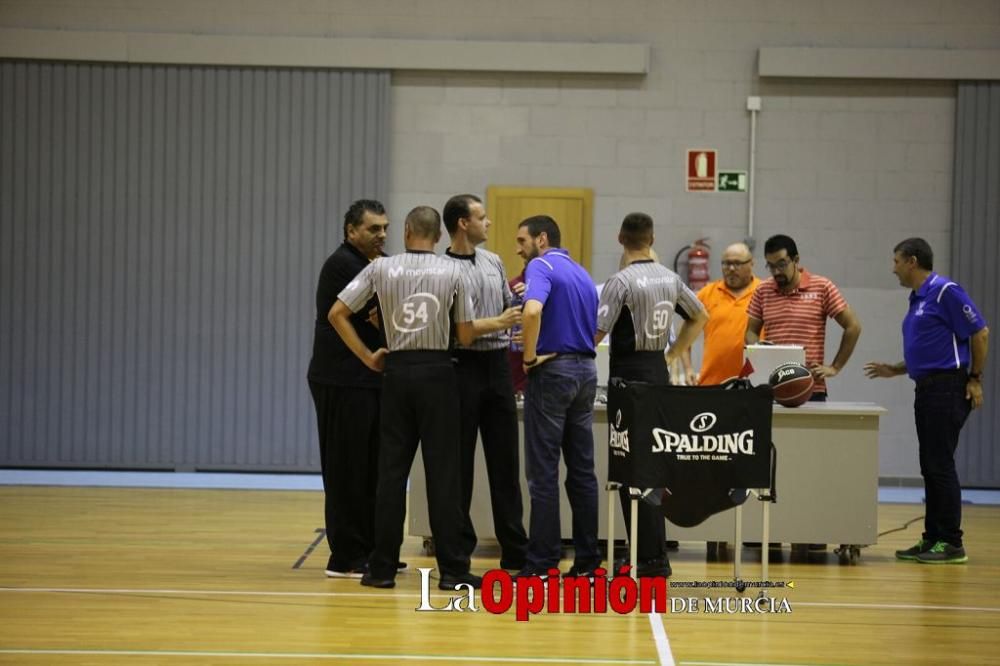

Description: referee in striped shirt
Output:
[443,194,528,571]
[330,206,516,590]
[596,212,708,577]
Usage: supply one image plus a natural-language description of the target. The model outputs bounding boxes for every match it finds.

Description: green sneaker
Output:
[895,539,929,561]
[916,541,967,564]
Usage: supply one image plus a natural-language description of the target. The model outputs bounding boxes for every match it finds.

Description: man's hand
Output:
[810,363,839,380]
[863,361,902,379]
[497,306,522,330]
[685,368,699,386]
[523,352,557,374]
[512,281,526,298]
[365,348,389,373]
[967,378,984,410]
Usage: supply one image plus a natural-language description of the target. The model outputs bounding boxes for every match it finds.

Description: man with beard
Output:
[307,199,389,578]
[745,234,862,401]
[514,215,601,579]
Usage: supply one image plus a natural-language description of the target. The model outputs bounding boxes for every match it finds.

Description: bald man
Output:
[686,243,761,386]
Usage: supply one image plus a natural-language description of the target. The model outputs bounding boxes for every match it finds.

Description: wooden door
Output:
[485,186,593,278]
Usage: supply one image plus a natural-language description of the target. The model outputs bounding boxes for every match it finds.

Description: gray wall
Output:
[0,61,389,469]
[953,82,1000,487]
[2,0,998,480]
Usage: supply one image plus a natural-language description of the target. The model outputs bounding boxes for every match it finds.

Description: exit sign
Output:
[718,171,747,192]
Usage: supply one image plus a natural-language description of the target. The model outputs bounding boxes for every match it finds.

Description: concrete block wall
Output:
[3,0,999,479]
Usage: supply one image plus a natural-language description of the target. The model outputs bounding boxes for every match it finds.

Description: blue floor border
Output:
[0,469,323,491]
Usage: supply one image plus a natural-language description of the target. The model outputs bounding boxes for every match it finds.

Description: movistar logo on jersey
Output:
[636,276,671,288]
[389,266,448,279]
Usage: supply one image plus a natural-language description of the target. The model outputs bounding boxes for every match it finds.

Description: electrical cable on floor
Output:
[877,514,924,538]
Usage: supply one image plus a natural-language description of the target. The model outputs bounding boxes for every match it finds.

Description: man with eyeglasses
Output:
[745,234,862,401]
[684,242,761,386]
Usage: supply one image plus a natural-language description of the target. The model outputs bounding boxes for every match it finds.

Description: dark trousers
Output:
[611,353,669,563]
[524,354,599,569]
[369,351,469,580]
[309,381,379,571]
[915,371,972,548]
[454,349,528,567]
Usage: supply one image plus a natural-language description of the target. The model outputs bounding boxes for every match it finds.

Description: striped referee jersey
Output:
[445,247,514,351]
[338,251,474,352]
[597,260,704,355]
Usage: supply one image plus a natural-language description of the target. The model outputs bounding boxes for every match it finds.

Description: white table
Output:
[408,401,885,552]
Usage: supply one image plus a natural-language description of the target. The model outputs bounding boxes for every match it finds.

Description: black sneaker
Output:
[895,539,930,561]
[637,557,672,578]
[499,557,527,571]
[325,563,368,579]
[513,566,553,581]
[360,572,396,588]
[916,541,968,564]
[397,561,408,571]
[564,561,604,578]
[439,572,483,590]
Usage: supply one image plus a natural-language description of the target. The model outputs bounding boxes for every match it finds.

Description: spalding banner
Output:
[607,379,774,492]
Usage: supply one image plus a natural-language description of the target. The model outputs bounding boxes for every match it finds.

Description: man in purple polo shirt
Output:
[514,215,601,578]
[865,238,989,565]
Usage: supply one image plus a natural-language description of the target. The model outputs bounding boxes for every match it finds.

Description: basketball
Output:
[769,362,814,407]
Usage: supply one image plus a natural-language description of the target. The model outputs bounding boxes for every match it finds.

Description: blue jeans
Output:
[523,354,599,569]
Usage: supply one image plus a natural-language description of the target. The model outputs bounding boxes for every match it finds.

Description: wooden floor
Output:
[1,486,999,665]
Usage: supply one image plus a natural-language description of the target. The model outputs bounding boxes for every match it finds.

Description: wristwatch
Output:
[969,371,982,381]
[523,357,539,367]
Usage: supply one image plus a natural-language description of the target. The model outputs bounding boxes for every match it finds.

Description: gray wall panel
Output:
[953,82,1000,488]
[0,61,389,470]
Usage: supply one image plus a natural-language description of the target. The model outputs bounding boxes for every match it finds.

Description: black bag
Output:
[607,377,776,527]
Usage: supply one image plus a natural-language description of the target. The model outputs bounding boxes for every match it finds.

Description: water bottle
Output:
[510,291,524,352]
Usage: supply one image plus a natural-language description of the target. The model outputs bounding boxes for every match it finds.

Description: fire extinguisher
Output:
[673,238,711,291]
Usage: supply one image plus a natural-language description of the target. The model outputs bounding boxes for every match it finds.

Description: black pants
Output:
[308,381,379,571]
[454,349,528,567]
[369,351,469,580]
[610,353,669,562]
[915,370,972,548]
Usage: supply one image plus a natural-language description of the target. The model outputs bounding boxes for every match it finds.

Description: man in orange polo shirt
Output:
[745,234,862,401]
[685,242,761,385]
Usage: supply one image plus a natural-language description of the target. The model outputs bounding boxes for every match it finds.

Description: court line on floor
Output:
[3,587,999,614]
[679,662,842,666]
[795,601,1000,612]
[0,648,655,664]
[0,586,437,600]
[648,613,676,666]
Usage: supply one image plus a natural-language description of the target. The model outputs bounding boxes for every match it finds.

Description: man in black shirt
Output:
[307,199,389,578]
